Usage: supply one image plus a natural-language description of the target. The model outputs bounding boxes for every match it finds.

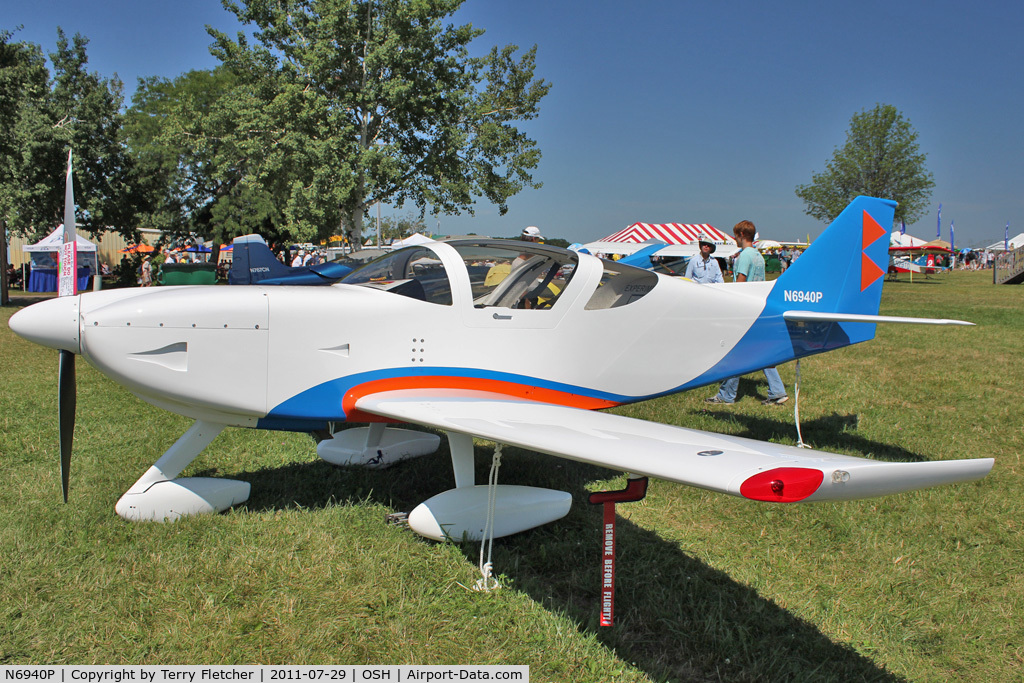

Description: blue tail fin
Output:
[228,235,292,285]
[662,197,897,392]
[616,242,668,268]
[762,195,896,356]
[228,234,352,286]
[769,196,895,319]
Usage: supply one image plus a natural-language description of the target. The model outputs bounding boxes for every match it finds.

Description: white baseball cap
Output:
[522,226,544,239]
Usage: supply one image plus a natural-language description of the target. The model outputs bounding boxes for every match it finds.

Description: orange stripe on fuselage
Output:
[343,376,619,422]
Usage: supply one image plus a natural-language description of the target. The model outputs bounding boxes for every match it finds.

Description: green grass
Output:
[1,271,1021,681]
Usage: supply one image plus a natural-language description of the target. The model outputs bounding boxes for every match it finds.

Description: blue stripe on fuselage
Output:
[678,196,893,390]
[675,289,875,391]
[258,367,638,429]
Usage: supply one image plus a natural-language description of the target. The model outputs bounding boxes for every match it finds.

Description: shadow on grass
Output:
[700,392,927,463]
[882,277,943,285]
[223,438,902,682]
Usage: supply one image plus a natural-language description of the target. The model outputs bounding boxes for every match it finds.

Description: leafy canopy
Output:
[795,104,934,224]
[0,28,136,239]
[0,30,48,229]
[125,67,260,247]
[202,0,551,245]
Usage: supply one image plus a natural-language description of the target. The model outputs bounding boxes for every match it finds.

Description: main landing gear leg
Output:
[448,430,476,488]
[114,420,250,522]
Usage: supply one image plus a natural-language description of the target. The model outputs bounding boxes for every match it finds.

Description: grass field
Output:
[1,271,1021,681]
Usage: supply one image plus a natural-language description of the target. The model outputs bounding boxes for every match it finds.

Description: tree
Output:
[125,68,264,246]
[207,0,550,247]
[1,29,138,303]
[795,104,935,224]
[0,29,49,304]
[27,30,137,236]
[364,210,428,245]
[1,29,137,239]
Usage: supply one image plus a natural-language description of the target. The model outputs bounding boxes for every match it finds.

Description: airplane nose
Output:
[9,295,81,354]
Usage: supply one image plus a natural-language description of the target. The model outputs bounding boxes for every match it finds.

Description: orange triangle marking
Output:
[862,210,887,250]
[861,252,884,291]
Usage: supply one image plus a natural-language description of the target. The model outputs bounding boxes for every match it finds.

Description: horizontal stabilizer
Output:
[783,311,975,326]
[355,389,993,503]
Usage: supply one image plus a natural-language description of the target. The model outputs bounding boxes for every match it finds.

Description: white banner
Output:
[0,666,529,683]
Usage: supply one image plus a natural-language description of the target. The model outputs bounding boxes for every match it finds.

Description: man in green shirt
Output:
[705,220,788,405]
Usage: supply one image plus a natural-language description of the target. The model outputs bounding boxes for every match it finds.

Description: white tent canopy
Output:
[22,224,97,252]
[890,231,927,248]
[583,240,739,260]
[581,240,662,256]
[984,232,1024,252]
[391,232,435,247]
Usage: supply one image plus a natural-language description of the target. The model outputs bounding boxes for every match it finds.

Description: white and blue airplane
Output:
[9,190,993,540]
[227,234,354,286]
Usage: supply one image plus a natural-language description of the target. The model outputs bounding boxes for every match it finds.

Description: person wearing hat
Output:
[521,226,544,243]
[684,240,723,284]
[140,255,153,287]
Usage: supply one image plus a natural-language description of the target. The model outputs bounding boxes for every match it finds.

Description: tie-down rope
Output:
[473,443,503,592]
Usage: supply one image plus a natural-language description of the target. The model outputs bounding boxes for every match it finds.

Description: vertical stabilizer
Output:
[679,196,898,389]
[228,235,292,285]
[770,196,895,319]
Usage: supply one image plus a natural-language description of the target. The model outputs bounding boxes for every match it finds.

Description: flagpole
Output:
[950,220,955,268]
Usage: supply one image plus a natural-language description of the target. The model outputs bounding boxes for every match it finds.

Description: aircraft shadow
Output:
[700,394,927,463]
[883,278,942,285]
[457,448,902,682]
[222,436,902,682]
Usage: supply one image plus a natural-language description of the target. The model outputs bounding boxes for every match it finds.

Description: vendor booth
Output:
[22,225,98,292]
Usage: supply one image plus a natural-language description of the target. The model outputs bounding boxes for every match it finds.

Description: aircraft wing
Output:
[355,389,993,503]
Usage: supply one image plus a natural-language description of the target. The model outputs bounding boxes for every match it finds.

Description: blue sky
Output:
[5,0,1022,247]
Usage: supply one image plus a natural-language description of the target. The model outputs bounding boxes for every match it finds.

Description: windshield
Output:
[648,257,689,277]
[447,241,579,310]
[585,260,658,310]
[341,246,452,305]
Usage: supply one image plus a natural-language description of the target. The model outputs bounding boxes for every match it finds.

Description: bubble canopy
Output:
[341,239,657,311]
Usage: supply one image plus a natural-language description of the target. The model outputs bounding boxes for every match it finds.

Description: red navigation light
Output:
[740,467,824,502]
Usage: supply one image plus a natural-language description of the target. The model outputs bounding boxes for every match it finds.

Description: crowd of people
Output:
[287,248,328,267]
[957,249,997,270]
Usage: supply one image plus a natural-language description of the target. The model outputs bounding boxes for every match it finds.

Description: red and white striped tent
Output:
[583,222,738,259]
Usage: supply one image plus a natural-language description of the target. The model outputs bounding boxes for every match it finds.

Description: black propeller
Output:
[58,348,76,502]
[57,149,78,503]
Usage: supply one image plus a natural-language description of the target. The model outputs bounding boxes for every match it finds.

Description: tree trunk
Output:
[349,204,365,251]
[1,219,10,306]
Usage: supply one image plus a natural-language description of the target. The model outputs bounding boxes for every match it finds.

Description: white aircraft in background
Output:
[10,180,993,541]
